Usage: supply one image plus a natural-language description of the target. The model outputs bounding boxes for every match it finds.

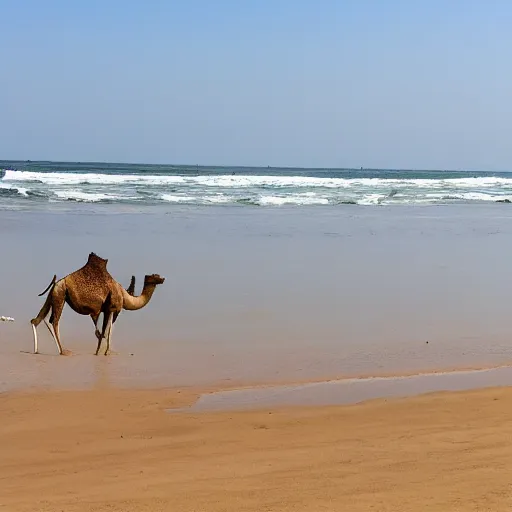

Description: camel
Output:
[31,252,128,355]
[30,253,165,355]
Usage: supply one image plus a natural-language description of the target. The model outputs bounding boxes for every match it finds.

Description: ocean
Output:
[2,160,512,209]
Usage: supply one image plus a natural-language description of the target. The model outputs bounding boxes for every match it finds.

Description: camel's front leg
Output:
[95,332,102,356]
[91,313,102,341]
[96,311,111,355]
[104,313,114,356]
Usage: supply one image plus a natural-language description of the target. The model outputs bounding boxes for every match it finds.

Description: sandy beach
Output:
[1,385,512,511]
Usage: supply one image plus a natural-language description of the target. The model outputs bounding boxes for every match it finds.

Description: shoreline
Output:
[3,361,512,412]
[3,357,512,392]
[3,338,512,396]
[180,365,512,413]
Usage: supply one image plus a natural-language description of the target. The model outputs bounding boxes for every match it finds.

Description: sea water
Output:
[1,162,512,392]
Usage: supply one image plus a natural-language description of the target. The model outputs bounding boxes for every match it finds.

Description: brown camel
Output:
[30,253,165,355]
[31,252,126,354]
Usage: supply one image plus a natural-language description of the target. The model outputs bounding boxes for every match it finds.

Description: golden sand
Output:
[2,385,512,511]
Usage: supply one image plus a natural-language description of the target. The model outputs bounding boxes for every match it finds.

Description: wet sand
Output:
[176,365,512,412]
[3,205,512,392]
[3,385,512,511]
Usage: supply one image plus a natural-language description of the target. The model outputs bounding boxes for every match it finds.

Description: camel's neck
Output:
[121,284,157,311]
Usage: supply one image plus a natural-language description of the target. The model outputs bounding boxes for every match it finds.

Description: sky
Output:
[1,0,512,170]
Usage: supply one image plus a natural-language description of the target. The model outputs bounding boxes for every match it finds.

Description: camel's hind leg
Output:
[52,321,64,356]
[30,289,54,354]
[31,311,63,356]
[49,298,65,355]
[31,312,54,355]
[31,279,66,355]
[31,323,39,354]
[44,319,59,349]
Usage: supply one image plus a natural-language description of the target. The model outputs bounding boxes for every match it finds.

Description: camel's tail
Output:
[38,275,57,297]
[31,278,57,328]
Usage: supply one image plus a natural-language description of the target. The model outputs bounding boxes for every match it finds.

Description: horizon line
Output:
[0,158,510,174]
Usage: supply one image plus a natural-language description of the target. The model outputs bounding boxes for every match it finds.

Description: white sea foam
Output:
[162,194,235,204]
[53,190,112,202]
[202,195,233,204]
[421,192,512,202]
[7,169,512,190]
[257,195,330,206]
[4,168,512,207]
[4,170,187,186]
[357,194,386,205]
[0,183,28,196]
[161,194,195,202]
[459,192,512,202]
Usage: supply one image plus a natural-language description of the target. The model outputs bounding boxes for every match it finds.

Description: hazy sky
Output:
[2,0,512,169]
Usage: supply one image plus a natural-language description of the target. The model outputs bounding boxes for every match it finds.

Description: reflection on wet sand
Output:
[173,366,512,412]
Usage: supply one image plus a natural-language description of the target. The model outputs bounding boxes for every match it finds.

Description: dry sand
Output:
[2,386,512,511]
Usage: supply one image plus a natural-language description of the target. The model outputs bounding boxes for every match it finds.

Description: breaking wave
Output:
[3,163,512,207]
[6,169,512,190]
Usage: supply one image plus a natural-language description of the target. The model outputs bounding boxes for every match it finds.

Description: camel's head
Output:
[144,274,165,286]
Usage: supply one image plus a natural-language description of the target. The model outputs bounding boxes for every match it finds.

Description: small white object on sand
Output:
[0,316,14,322]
